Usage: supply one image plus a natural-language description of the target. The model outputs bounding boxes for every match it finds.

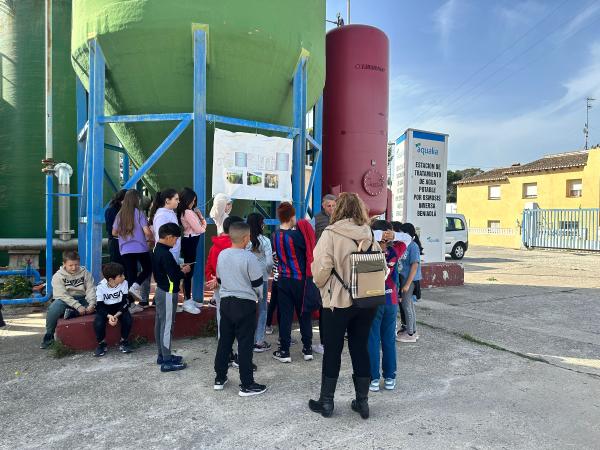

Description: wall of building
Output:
[457,148,600,248]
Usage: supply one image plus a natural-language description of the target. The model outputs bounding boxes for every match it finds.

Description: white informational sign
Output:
[212,128,293,202]
[391,129,448,263]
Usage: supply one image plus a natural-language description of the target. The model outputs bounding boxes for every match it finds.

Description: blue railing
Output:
[522,208,600,251]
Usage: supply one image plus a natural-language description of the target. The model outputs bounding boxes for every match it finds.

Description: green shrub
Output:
[0,276,33,299]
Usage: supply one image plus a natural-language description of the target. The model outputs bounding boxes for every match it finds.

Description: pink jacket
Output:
[181,209,207,237]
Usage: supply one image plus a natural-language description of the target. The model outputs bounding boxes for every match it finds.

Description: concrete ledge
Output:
[56,306,217,351]
[421,262,464,288]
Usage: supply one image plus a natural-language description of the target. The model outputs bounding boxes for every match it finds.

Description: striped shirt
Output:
[272,229,306,281]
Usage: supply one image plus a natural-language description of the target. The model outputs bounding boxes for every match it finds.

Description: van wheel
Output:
[451,243,465,260]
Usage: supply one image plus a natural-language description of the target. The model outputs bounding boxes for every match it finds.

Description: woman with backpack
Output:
[308,192,382,420]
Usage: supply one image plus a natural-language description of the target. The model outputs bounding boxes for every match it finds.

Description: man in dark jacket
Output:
[314,194,337,242]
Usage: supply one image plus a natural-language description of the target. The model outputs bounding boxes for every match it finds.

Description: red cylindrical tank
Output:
[322,24,389,215]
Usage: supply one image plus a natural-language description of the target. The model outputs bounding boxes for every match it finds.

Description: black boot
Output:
[308,375,338,418]
[351,375,371,419]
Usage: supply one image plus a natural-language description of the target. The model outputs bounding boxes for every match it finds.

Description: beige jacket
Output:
[51,266,96,309]
[311,219,381,309]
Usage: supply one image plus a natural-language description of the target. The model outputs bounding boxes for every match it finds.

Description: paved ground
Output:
[1,246,599,449]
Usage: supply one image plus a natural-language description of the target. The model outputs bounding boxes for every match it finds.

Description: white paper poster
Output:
[212,128,293,202]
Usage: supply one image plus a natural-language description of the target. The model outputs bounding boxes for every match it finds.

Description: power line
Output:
[396,0,570,134]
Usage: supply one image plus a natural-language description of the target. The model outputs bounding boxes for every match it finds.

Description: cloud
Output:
[558,2,600,42]
[496,1,547,28]
[434,0,460,57]
[389,41,600,168]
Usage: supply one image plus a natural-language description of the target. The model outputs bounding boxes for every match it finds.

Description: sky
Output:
[325,0,600,170]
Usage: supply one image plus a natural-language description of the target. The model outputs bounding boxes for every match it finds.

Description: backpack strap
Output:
[331,268,352,296]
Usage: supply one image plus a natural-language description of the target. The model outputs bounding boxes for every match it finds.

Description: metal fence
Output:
[522,208,600,251]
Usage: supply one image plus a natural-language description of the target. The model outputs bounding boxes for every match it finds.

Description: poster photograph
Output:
[212,128,293,201]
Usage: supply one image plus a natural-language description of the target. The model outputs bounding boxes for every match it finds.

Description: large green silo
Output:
[0,0,120,244]
[71,0,326,193]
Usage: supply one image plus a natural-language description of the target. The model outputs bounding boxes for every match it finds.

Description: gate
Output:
[522,208,600,251]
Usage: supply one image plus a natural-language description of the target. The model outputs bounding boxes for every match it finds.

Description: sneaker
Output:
[63,308,79,320]
[208,298,217,308]
[302,347,314,361]
[265,326,274,335]
[182,299,201,314]
[369,379,380,392]
[253,341,272,353]
[157,354,183,365]
[193,299,204,309]
[272,349,292,363]
[94,342,107,357]
[311,343,325,354]
[40,334,54,349]
[176,304,184,313]
[160,360,187,372]
[129,282,143,302]
[239,382,268,397]
[231,356,257,372]
[129,303,144,314]
[118,340,132,354]
[214,377,228,390]
[384,378,396,390]
[398,333,418,343]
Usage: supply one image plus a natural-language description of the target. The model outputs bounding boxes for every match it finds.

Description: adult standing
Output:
[209,193,233,235]
[308,192,380,419]
[105,189,127,264]
[314,194,337,242]
[272,202,313,363]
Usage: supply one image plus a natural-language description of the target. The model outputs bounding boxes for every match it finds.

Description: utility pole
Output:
[584,97,595,150]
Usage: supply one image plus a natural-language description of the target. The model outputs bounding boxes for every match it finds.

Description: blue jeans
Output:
[45,296,88,337]
[368,303,398,381]
[254,281,269,344]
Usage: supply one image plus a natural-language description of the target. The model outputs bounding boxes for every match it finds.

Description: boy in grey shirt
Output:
[214,222,268,397]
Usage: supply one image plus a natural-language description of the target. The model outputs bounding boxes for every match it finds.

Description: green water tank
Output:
[71,0,326,193]
[0,0,120,243]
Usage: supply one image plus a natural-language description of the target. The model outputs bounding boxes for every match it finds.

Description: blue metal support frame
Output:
[85,39,106,281]
[192,29,207,300]
[312,95,323,215]
[78,36,322,299]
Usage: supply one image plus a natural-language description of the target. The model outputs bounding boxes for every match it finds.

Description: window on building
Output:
[566,179,582,198]
[522,183,537,199]
[488,220,501,229]
[488,185,501,200]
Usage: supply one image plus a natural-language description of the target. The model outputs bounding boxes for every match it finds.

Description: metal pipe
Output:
[45,0,52,159]
[54,163,74,240]
[0,264,42,284]
[347,0,351,24]
[0,238,108,251]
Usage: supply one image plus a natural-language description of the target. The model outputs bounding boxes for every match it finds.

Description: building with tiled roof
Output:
[455,147,600,248]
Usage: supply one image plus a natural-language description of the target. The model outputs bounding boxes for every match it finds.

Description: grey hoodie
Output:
[312,219,381,309]
[51,266,96,309]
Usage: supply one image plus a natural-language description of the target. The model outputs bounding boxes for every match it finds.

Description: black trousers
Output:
[277,278,312,352]
[93,309,133,343]
[108,237,123,265]
[181,235,200,300]
[214,297,257,387]
[321,305,376,379]
[266,280,279,327]
[121,252,152,287]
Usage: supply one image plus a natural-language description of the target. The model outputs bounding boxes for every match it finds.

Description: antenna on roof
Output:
[584,97,595,150]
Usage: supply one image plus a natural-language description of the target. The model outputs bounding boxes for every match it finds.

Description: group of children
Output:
[38,188,423,399]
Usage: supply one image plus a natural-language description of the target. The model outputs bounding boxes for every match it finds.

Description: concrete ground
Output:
[1,246,599,449]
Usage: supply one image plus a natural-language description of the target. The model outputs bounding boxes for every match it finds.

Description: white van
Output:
[445,214,468,259]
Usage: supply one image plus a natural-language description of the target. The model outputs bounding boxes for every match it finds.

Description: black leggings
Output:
[181,235,200,300]
[121,252,152,287]
[321,305,376,379]
[266,281,279,327]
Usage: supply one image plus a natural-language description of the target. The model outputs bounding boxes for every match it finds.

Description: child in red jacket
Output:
[205,216,244,336]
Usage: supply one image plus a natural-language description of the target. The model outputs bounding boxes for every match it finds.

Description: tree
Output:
[447,168,484,202]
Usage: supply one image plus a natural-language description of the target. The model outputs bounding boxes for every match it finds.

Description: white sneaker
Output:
[311,344,325,354]
[129,283,143,302]
[129,303,144,314]
[369,379,380,392]
[384,378,396,390]
[398,333,418,343]
[182,299,201,314]
[193,300,204,309]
